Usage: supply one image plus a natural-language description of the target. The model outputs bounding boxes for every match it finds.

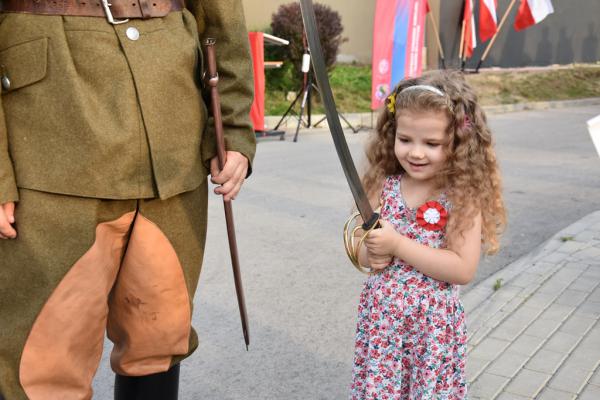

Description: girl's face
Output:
[394,109,449,183]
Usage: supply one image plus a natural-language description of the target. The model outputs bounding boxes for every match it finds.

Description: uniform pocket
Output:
[0,37,48,93]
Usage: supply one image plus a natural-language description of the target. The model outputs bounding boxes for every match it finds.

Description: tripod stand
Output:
[273,33,314,142]
[273,32,361,141]
[313,107,359,133]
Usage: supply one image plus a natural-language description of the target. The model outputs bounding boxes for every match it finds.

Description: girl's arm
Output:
[365,212,482,285]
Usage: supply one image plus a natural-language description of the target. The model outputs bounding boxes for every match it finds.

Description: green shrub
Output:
[267,2,346,91]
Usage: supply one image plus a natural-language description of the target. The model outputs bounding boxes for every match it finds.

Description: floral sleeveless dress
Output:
[350,175,467,400]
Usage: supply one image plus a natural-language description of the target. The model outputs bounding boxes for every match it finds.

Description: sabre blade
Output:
[299,0,376,225]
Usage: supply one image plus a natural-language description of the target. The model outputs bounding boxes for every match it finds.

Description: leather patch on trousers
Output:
[19,212,136,400]
[107,214,191,376]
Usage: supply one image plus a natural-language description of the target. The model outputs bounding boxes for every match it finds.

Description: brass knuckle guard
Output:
[343,211,380,274]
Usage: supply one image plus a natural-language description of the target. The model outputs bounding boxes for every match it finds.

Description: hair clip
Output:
[462,116,472,130]
[386,92,396,114]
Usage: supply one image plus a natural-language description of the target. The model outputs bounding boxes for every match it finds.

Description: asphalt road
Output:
[92,105,600,399]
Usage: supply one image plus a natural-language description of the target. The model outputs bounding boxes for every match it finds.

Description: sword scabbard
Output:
[203,38,250,349]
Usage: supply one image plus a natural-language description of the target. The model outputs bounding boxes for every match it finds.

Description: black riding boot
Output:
[114,363,180,400]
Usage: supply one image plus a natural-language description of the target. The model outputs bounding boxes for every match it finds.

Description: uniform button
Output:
[1,75,10,91]
[126,27,140,41]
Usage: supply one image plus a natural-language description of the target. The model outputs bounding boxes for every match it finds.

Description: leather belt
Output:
[0,0,184,20]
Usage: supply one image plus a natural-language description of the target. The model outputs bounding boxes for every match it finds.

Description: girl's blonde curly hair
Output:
[363,70,506,254]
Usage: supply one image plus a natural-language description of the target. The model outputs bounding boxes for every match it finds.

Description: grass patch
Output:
[560,235,575,242]
[493,278,503,291]
[265,64,372,115]
[265,64,600,115]
[467,65,600,105]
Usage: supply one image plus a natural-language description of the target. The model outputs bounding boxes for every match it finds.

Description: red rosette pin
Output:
[416,201,448,231]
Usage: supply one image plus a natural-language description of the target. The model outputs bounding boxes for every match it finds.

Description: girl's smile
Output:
[407,161,428,169]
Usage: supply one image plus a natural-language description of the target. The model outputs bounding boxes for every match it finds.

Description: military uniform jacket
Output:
[0,0,256,204]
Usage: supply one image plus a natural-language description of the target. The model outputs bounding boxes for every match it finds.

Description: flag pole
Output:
[428,9,446,69]
[458,16,466,63]
[458,0,468,71]
[476,0,518,72]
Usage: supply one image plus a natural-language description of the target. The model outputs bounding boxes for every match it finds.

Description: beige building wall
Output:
[241,0,376,64]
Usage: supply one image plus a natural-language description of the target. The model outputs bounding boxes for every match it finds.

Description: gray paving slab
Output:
[566,344,600,371]
[575,301,600,319]
[489,306,542,341]
[469,326,496,349]
[558,314,597,337]
[589,369,600,385]
[503,368,550,398]
[526,261,560,276]
[468,337,512,362]
[495,392,530,400]
[469,373,510,399]
[590,287,600,302]
[525,291,559,310]
[572,246,600,261]
[543,331,583,354]
[538,304,576,323]
[582,325,600,347]
[538,251,572,264]
[504,334,546,358]
[486,351,530,379]
[578,384,600,400]
[523,318,564,339]
[556,240,589,254]
[547,365,592,394]
[536,387,576,400]
[466,356,490,382]
[525,349,567,375]
[555,289,590,307]
[510,272,544,288]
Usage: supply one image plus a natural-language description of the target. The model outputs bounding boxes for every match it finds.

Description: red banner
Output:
[249,32,265,132]
[371,0,427,110]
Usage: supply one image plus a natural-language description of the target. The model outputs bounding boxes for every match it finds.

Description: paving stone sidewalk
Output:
[463,211,600,399]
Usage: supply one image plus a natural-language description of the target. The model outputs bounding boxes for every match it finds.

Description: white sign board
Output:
[588,114,600,159]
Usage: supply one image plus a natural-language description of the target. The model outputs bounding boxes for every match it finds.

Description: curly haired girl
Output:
[350,70,506,399]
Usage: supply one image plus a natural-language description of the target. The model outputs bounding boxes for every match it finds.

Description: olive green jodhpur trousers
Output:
[0,183,208,400]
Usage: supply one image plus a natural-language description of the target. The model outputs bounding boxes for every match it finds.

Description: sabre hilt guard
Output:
[344,211,381,275]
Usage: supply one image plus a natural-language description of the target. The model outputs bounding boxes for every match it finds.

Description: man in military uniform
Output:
[0,0,256,399]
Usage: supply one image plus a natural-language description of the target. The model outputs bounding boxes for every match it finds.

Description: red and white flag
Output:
[479,0,498,42]
[462,0,477,58]
[514,0,554,31]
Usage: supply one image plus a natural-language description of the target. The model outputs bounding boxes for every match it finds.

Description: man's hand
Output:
[0,202,17,239]
[210,151,249,202]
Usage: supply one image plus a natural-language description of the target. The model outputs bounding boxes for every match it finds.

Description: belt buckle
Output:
[101,0,129,25]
